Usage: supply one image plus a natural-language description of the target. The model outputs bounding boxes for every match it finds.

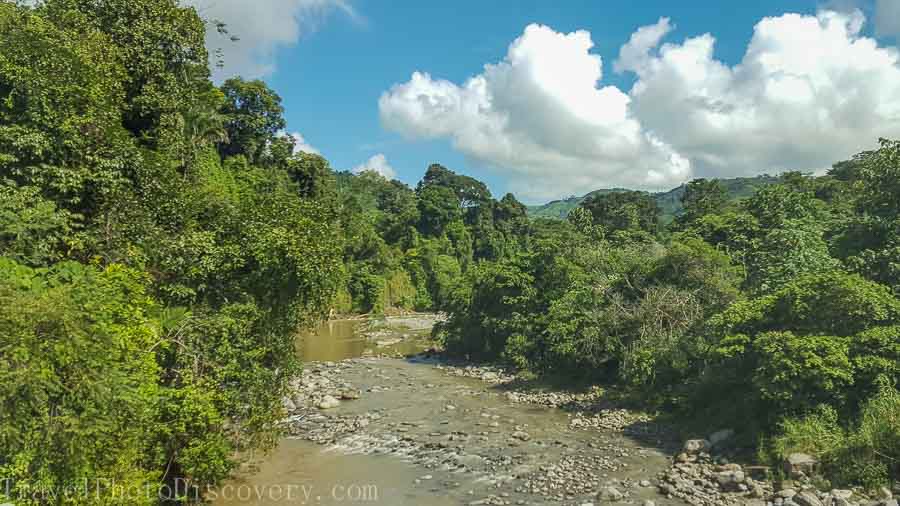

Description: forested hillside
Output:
[527,175,782,222]
[1,0,898,503]
[439,157,900,490]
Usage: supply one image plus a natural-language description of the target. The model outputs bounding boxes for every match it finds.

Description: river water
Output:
[212,316,677,506]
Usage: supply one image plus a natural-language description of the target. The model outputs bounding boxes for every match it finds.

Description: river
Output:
[212,316,680,506]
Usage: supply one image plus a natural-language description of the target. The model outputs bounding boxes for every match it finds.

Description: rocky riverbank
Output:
[279,356,898,506]
[282,357,675,505]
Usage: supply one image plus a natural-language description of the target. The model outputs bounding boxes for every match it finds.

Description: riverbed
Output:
[213,315,681,506]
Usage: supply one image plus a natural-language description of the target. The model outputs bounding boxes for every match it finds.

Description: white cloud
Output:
[379,11,900,200]
[185,0,361,80]
[614,17,673,74]
[876,0,900,38]
[379,24,690,200]
[290,132,319,154]
[352,153,396,179]
[625,10,900,180]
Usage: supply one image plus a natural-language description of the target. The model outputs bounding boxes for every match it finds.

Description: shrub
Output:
[0,259,159,505]
[751,332,854,416]
[771,387,900,489]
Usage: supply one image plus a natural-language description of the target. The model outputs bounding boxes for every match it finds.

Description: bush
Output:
[771,387,900,489]
[751,332,854,416]
[0,259,159,505]
[439,256,535,360]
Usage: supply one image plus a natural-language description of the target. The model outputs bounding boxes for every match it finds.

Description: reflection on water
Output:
[295,319,365,362]
[295,318,433,362]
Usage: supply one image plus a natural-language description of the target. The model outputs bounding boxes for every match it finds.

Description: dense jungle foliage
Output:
[0,0,898,503]
[438,145,900,490]
[0,0,342,502]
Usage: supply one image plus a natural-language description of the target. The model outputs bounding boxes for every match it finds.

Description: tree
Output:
[418,163,491,208]
[286,152,334,199]
[41,0,209,144]
[674,178,726,229]
[579,191,660,235]
[746,219,841,294]
[180,85,229,174]
[417,185,462,236]
[0,2,134,215]
[219,77,287,162]
[0,2,346,499]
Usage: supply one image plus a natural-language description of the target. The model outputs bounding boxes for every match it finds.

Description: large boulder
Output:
[793,491,823,506]
[714,470,745,491]
[597,486,624,502]
[783,453,817,478]
[316,395,340,409]
[683,439,711,454]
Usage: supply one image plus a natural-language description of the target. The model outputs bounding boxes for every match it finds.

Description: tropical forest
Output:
[0,1,898,505]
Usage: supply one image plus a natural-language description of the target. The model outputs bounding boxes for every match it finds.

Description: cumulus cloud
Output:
[625,10,900,180]
[352,153,396,179]
[290,132,319,154]
[379,24,690,200]
[379,11,900,200]
[185,0,361,80]
[614,17,673,74]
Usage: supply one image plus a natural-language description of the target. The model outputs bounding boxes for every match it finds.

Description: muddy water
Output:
[212,438,458,505]
[214,317,677,506]
[296,317,434,362]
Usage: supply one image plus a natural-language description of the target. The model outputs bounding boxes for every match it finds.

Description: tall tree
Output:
[674,178,727,229]
[579,191,660,235]
[218,77,287,162]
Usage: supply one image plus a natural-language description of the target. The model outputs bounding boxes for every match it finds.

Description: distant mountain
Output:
[526,175,782,223]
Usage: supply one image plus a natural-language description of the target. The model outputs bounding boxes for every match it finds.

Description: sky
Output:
[187,0,900,203]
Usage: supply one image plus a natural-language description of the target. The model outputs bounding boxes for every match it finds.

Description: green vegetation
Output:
[439,148,900,490]
[527,175,782,223]
[0,0,342,502]
[1,0,898,501]
[331,163,529,315]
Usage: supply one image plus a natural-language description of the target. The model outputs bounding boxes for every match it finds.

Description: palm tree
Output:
[180,104,229,176]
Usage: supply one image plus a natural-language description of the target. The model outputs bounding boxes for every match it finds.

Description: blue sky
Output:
[193,0,900,203]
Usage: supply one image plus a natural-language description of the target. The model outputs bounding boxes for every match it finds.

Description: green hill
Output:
[527,175,782,222]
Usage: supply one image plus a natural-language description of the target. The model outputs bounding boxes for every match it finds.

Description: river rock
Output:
[597,486,623,501]
[715,470,745,491]
[783,453,817,478]
[793,491,823,506]
[779,489,798,498]
[340,389,361,400]
[877,487,894,500]
[481,371,499,381]
[683,439,710,454]
[317,395,340,409]
[511,430,530,441]
[830,489,853,500]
